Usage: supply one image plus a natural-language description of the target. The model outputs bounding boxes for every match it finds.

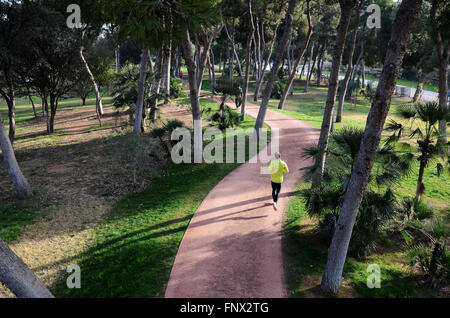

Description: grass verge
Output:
[52,97,269,297]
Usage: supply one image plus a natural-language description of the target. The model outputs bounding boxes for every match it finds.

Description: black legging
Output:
[271,182,281,203]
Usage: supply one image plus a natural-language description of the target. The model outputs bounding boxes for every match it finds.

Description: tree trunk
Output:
[210,49,216,90]
[80,27,103,124]
[182,28,203,163]
[48,95,57,134]
[320,0,422,294]
[7,98,15,145]
[415,159,426,203]
[254,18,262,84]
[242,0,256,121]
[336,3,361,123]
[311,0,357,189]
[278,0,313,109]
[0,238,54,297]
[134,49,149,134]
[287,35,293,78]
[42,96,50,133]
[412,73,426,103]
[361,59,365,87]
[1,69,16,144]
[207,54,214,93]
[229,44,234,81]
[299,53,308,79]
[27,87,37,119]
[0,117,33,199]
[316,42,326,87]
[346,41,364,100]
[306,47,318,90]
[304,41,315,92]
[431,1,449,144]
[115,45,121,73]
[254,23,279,101]
[225,24,243,79]
[161,41,172,103]
[197,27,223,94]
[152,49,164,121]
[254,0,298,131]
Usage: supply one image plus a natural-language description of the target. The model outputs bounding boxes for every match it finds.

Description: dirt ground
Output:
[0,98,193,297]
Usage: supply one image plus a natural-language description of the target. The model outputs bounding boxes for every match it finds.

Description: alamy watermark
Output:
[66,264,81,289]
[170,123,280,174]
[366,264,381,289]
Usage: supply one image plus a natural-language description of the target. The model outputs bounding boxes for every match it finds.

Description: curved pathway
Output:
[165,96,320,298]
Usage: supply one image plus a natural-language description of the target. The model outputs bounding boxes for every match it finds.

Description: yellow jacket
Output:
[268,159,289,183]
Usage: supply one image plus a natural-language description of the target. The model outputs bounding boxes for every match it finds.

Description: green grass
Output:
[0,95,113,130]
[364,74,439,93]
[283,183,437,298]
[202,73,448,297]
[52,96,270,297]
[323,71,439,93]
[0,203,46,243]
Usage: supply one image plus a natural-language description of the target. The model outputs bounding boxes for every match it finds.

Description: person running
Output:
[267,152,289,211]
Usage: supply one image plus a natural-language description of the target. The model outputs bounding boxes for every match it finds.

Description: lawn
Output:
[202,74,448,297]
[322,71,439,93]
[51,96,270,297]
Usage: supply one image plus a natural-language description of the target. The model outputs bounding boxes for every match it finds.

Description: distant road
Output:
[337,75,439,103]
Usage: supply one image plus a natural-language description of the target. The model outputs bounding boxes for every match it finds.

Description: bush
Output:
[112,63,155,122]
[214,77,240,96]
[408,241,449,289]
[398,197,434,221]
[363,82,376,102]
[301,128,412,258]
[414,200,434,220]
[302,186,396,258]
[151,119,185,155]
[271,81,286,99]
[204,106,241,131]
[277,67,288,80]
[170,78,184,99]
[429,218,449,239]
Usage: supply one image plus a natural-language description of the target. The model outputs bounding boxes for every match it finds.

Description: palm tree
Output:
[385,102,450,203]
[301,127,414,257]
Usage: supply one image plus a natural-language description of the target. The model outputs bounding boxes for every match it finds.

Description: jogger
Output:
[267,152,289,211]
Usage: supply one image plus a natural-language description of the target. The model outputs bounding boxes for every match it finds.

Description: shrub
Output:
[408,241,449,289]
[398,197,434,221]
[363,82,376,102]
[414,200,434,220]
[169,78,184,99]
[429,218,449,239]
[270,81,286,99]
[214,77,242,107]
[112,63,155,122]
[301,127,413,258]
[204,106,241,131]
[151,119,185,155]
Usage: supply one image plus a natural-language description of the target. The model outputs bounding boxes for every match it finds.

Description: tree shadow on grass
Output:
[48,161,258,297]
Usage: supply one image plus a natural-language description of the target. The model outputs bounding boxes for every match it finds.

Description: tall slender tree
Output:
[335,0,361,123]
[278,0,313,109]
[320,0,423,294]
[310,0,357,189]
[430,0,449,144]
[0,117,32,200]
[241,0,255,121]
[0,238,53,298]
[254,0,298,131]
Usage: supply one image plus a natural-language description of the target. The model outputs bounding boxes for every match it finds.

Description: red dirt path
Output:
[165,97,320,298]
